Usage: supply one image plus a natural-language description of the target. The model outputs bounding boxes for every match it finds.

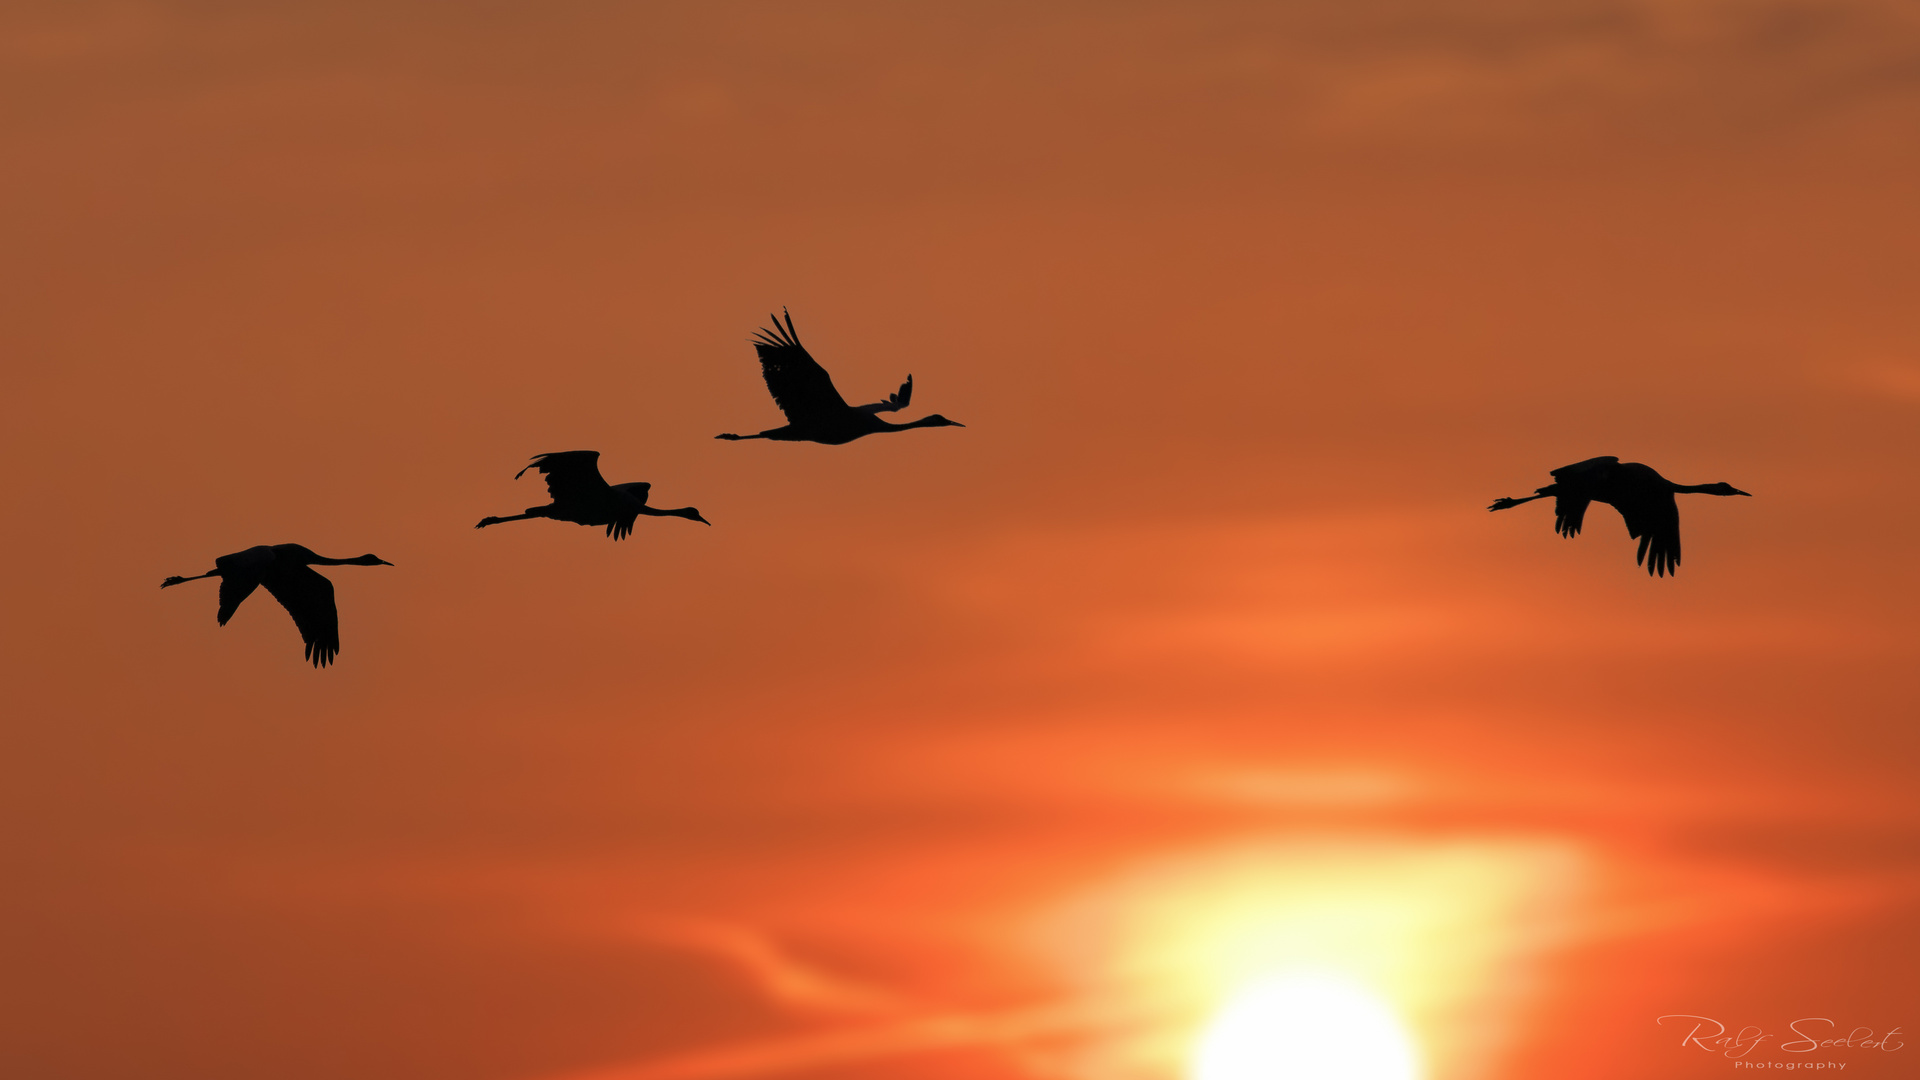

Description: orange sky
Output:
[5,3,1920,1079]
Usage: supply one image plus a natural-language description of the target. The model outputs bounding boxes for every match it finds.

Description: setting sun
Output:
[1192,972,1420,1080]
[1023,836,1586,1080]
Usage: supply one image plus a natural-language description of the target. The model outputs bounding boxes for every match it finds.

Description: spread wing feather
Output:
[607,482,649,540]
[1552,494,1590,538]
[517,451,611,504]
[261,564,341,667]
[751,310,849,422]
[857,375,912,414]
[1605,461,1681,576]
[1609,476,1682,576]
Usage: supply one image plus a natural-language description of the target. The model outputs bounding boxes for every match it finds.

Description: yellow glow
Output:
[1029,835,1586,1080]
[1191,972,1420,1080]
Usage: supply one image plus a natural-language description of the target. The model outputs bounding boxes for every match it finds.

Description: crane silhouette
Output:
[1488,456,1751,576]
[475,450,710,539]
[160,544,393,667]
[716,309,964,444]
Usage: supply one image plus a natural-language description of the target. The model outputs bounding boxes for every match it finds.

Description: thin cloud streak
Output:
[901,511,1891,677]
[621,917,903,1016]
[537,995,1162,1080]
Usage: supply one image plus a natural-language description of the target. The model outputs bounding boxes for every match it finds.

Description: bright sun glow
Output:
[1191,972,1420,1080]
[1029,836,1588,1080]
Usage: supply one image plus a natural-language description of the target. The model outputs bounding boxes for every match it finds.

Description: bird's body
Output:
[475,451,709,539]
[716,309,963,445]
[160,543,393,666]
[1487,456,1750,576]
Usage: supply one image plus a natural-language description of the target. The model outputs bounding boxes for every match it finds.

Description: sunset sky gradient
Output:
[4,3,1920,1079]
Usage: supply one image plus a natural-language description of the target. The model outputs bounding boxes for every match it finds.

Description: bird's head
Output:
[914,414,965,429]
[355,554,396,566]
[1711,483,1752,497]
[676,507,712,526]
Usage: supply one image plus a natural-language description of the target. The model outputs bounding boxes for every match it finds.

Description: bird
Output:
[1487,456,1751,576]
[160,544,394,667]
[715,309,964,445]
[475,450,710,539]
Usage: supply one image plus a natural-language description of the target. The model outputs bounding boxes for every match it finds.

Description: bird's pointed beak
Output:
[1735,489,1752,496]
[378,558,396,565]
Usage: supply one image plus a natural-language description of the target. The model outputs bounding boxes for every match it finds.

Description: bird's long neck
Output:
[641,505,706,522]
[880,415,948,431]
[306,553,385,566]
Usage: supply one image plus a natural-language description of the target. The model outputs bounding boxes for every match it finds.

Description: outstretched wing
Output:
[261,564,341,667]
[1549,456,1619,482]
[1546,456,1617,538]
[607,482,650,540]
[212,547,276,625]
[1608,464,1682,577]
[216,575,260,625]
[517,451,611,504]
[856,374,912,414]
[751,309,849,422]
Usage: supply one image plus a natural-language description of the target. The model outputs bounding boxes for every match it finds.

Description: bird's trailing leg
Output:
[1487,493,1549,512]
[160,570,218,588]
[475,512,541,529]
[714,431,770,441]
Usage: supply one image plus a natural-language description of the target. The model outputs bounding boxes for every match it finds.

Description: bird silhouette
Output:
[715,309,964,444]
[476,450,710,539]
[160,544,393,667]
[1488,456,1751,576]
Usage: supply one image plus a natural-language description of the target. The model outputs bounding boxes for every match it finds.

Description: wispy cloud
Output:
[621,917,902,1016]
[906,511,1880,674]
